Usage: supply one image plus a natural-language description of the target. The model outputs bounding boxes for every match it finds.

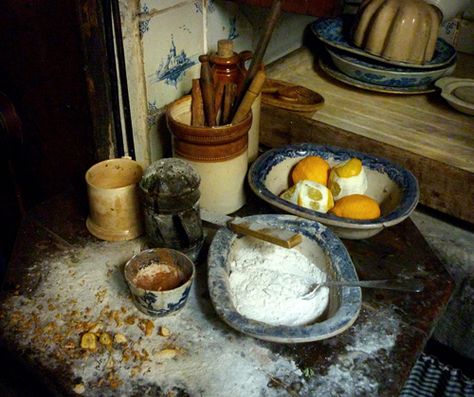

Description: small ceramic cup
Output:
[85,158,143,241]
[124,248,195,317]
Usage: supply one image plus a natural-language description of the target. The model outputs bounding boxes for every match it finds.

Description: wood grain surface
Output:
[262,48,474,223]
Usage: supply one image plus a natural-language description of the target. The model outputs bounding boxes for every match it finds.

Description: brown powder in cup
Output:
[133,260,186,291]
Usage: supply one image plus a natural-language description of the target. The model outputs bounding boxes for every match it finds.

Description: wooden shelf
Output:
[261,48,474,223]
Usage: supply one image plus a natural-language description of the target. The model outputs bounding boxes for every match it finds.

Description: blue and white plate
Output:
[327,47,456,88]
[311,17,457,70]
[320,56,436,94]
[248,143,420,239]
[207,214,362,343]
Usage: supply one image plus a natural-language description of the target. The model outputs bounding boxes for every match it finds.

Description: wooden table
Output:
[0,189,453,396]
[262,48,474,224]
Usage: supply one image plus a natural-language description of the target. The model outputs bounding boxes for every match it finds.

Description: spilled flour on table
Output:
[0,239,306,396]
[311,308,400,396]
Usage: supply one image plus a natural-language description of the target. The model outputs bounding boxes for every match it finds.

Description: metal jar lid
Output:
[139,158,201,212]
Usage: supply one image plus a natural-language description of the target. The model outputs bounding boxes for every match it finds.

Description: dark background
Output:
[0,1,96,269]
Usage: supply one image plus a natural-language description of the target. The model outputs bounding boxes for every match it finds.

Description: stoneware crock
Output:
[167,95,252,215]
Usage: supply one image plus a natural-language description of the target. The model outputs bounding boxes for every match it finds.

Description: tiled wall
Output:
[121,0,314,164]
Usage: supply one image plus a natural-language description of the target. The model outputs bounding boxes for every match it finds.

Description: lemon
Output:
[330,194,381,220]
[280,180,334,213]
[291,156,331,186]
[280,184,298,203]
[328,158,368,200]
[334,158,362,178]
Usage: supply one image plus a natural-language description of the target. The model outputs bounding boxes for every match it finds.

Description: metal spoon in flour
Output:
[301,278,425,300]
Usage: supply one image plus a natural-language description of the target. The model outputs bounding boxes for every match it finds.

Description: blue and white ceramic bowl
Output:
[248,144,419,239]
[319,57,436,94]
[124,248,195,317]
[327,47,456,88]
[208,214,362,343]
[311,17,456,70]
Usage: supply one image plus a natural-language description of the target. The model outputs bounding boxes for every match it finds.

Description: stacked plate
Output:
[311,17,457,94]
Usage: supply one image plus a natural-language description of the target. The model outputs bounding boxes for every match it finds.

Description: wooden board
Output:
[261,48,474,223]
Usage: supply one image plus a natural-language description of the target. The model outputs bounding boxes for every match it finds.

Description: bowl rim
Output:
[326,47,457,78]
[435,77,474,114]
[319,57,436,94]
[248,143,419,230]
[85,158,143,191]
[166,94,252,133]
[207,214,362,343]
[311,16,456,70]
[124,247,195,294]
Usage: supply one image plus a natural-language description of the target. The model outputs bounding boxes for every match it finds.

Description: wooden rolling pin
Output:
[233,0,282,113]
[199,55,216,127]
[191,79,205,126]
[222,82,236,125]
[214,80,225,125]
[232,70,266,124]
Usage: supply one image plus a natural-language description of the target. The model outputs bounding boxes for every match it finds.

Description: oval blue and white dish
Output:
[248,143,419,239]
[319,57,436,94]
[327,47,456,88]
[311,17,456,70]
[207,214,362,343]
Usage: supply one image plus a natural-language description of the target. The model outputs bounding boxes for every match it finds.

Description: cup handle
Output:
[238,50,253,72]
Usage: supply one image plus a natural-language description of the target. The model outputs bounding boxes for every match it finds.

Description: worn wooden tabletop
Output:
[0,189,454,396]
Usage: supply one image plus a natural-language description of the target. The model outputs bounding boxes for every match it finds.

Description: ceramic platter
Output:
[320,57,437,94]
[311,17,456,70]
[248,143,419,239]
[207,214,362,343]
[435,77,474,115]
[326,47,456,89]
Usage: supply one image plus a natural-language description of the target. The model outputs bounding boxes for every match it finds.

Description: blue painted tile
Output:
[142,0,203,108]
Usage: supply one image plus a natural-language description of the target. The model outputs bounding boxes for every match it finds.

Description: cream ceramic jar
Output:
[166,95,252,215]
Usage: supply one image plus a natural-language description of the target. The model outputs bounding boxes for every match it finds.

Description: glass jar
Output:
[139,158,204,262]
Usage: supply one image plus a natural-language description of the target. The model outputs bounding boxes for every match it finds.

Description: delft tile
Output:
[207,0,253,54]
[138,1,203,36]
[140,0,203,14]
[141,0,204,108]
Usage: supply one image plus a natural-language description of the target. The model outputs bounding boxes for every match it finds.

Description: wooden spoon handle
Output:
[199,55,216,126]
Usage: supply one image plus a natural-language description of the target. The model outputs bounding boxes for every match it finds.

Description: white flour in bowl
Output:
[228,238,329,326]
